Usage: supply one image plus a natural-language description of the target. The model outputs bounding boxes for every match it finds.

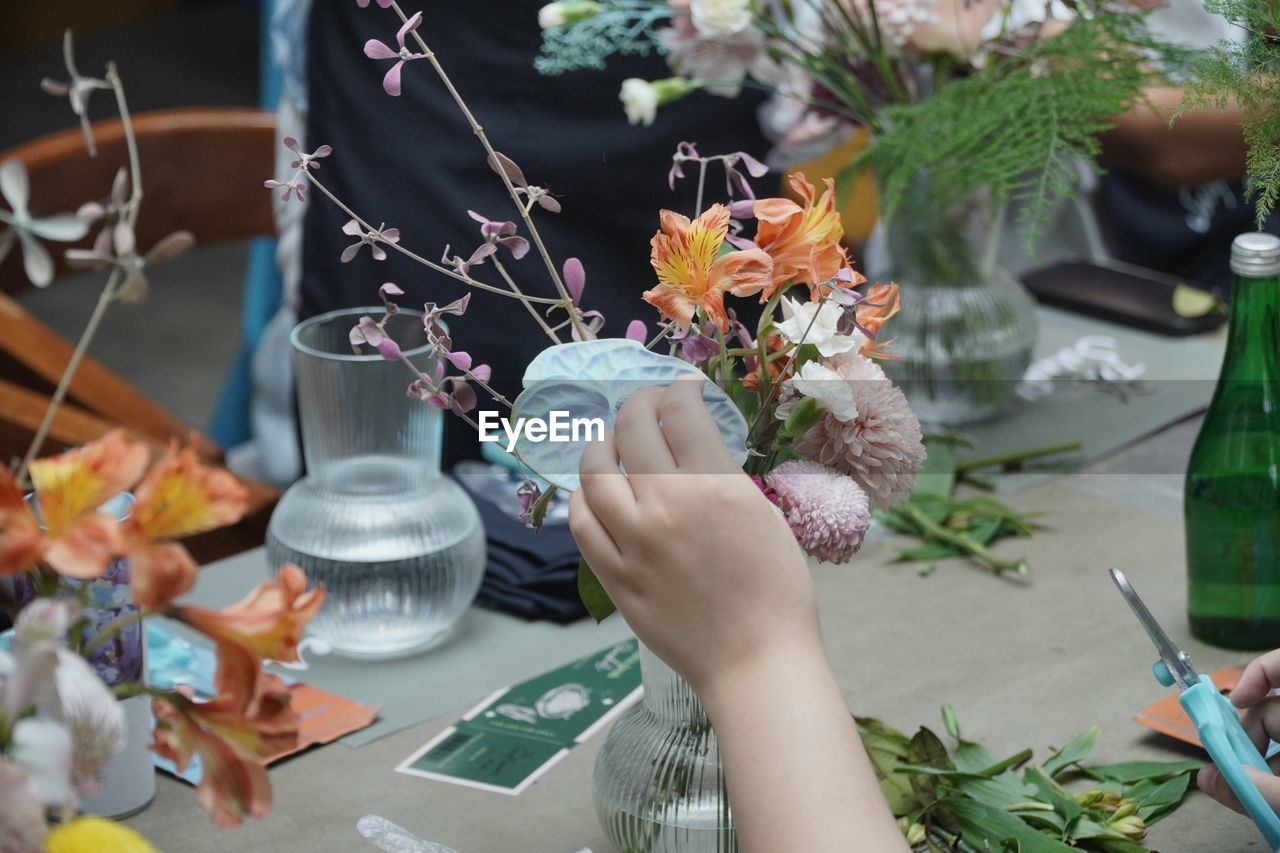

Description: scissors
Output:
[1110,568,1280,850]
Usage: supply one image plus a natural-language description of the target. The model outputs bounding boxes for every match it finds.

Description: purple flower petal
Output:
[735,151,769,177]
[383,60,405,97]
[364,39,398,59]
[536,194,562,213]
[396,12,423,48]
[449,383,478,414]
[445,350,472,370]
[371,244,387,261]
[471,364,492,382]
[358,316,386,346]
[340,243,362,263]
[725,233,757,251]
[443,293,471,315]
[625,319,647,342]
[342,219,363,236]
[382,227,400,243]
[377,338,402,360]
[113,221,135,256]
[499,236,529,259]
[349,325,368,348]
[467,243,497,266]
[486,152,527,188]
[728,199,755,219]
[563,257,585,304]
[283,136,301,152]
[313,144,333,158]
[379,282,405,299]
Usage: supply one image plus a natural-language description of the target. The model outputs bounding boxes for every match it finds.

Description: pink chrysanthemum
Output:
[766,460,871,564]
[793,351,925,510]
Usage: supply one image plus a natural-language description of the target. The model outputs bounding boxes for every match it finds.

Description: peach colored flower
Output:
[152,675,297,829]
[0,430,148,579]
[856,283,902,359]
[124,443,249,610]
[0,468,44,577]
[644,204,773,332]
[172,564,325,706]
[753,173,848,300]
[906,0,1002,59]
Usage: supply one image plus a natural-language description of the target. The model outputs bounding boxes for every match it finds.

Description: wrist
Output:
[696,632,833,723]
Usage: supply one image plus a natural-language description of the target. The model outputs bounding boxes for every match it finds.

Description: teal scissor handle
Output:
[1181,674,1280,851]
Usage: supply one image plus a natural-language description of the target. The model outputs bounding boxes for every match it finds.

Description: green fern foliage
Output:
[1180,0,1280,228]
[860,12,1198,247]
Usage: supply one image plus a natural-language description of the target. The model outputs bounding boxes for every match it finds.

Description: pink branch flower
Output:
[364,12,427,97]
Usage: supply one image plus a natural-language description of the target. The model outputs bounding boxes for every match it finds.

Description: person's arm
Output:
[569,377,909,853]
[1101,87,1249,190]
[1198,647,1280,812]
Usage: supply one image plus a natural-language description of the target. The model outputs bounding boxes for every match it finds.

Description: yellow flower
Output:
[44,817,159,853]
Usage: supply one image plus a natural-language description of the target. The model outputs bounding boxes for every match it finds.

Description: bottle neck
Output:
[1218,273,1280,382]
[638,645,712,730]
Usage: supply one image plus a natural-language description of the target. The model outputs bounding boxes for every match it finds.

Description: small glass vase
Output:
[593,644,735,853]
[865,186,1037,426]
[265,307,486,659]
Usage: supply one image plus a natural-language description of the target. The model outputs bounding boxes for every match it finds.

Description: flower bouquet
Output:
[274,2,928,624]
[0,34,326,849]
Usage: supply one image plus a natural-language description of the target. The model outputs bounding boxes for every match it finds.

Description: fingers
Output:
[1237,696,1280,755]
[1232,649,1280,708]
[1198,763,1280,816]
[659,376,738,473]
[613,386,677,476]
[578,429,639,533]
[568,488,622,572]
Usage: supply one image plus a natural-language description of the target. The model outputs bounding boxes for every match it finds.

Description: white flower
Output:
[691,0,753,37]
[537,1,601,29]
[52,650,125,794]
[11,718,76,807]
[787,360,859,421]
[775,297,866,357]
[620,78,660,126]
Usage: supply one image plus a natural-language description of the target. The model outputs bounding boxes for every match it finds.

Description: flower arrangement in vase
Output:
[0,32,326,849]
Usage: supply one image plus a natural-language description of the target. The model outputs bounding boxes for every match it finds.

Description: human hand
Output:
[1197,649,1280,814]
[568,377,822,702]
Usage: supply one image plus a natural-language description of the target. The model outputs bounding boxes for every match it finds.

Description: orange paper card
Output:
[1132,665,1246,747]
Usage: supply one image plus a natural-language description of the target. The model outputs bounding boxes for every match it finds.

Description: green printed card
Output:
[395,638,642,795]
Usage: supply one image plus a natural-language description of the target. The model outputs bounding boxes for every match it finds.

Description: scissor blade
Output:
[1109,568,1199,689]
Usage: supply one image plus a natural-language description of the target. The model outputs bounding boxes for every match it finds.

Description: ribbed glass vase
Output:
[593,644,735,853]
[866,186,1037,426]
[265,307,485,659]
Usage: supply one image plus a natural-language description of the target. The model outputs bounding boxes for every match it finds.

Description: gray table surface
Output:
[124,418,1274,852]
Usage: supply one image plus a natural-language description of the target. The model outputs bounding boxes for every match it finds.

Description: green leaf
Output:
[942,705,961,740]
[908,726,954,800]
[944,798,1080,853]
[1041,726,1100,779]
[781,395,823,437]
[856,717,922,815]
[1082,759,1201,785]
[527,484,558,529]
[577,559,615,623]
[913,438,958,499]
[1024,767,1082,833]
[1130,773,1193,824]
[895,542,964,561]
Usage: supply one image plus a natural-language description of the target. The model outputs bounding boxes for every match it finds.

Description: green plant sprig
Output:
[858,708,1200,851]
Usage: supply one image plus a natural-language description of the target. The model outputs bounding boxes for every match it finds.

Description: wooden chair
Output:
[0,107,281,562]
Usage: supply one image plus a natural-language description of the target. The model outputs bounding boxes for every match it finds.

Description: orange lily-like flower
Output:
[856,283,902,359]
[125,443,249,610]
[753,173,849,300]
[644,204,773,332]
[152,673,298,829]
[172,563,326,707]
[0,429,150,578]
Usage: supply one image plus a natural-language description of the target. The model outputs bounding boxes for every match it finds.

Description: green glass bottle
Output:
[1186,232,1280,649]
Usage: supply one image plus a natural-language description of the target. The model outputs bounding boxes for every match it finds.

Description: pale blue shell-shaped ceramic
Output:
[511,339,748,491]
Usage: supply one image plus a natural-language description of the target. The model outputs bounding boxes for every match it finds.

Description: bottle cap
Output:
[1231,232,1280,278]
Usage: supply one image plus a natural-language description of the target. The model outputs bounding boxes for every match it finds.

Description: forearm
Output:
[1101,87,1248,189]
[699,640,910,853]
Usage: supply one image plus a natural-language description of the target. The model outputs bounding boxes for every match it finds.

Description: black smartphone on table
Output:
[1020,258,1226,337]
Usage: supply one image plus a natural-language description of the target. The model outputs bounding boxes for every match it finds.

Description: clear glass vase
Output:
[865,187,1037,426]
[265,307,486,659]
[593,644,735,853]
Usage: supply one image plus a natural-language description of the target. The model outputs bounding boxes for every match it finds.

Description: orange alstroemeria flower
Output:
[754,173,849,300]
[152,674,298,829]
[172,563,325,707]
[0,429,149,578]
[644,204,773,332]
[125,443,249,610]
[856,283,902,359]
